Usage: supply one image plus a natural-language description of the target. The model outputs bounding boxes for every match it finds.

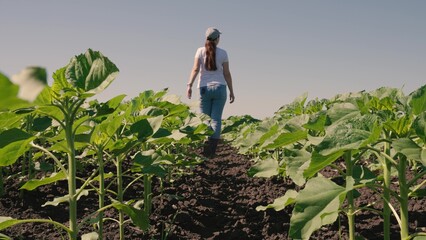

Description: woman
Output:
[187,27,235,157]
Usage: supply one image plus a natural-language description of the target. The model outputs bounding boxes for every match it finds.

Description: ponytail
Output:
[204,40,217,71]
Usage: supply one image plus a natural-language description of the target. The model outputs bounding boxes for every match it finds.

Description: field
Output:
[1,142,425,239]
[1,49,425,240]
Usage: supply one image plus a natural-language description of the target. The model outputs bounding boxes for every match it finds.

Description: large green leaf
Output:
[331,91,364,103]
[369,87,405,100]
[33,86,52,105]
[326,103,359,123]
[317,114,380,156]
[276,92,308,117]
[303,112,327,132]
[91,172,114,183]
[107,94,126,107]
[65,49,119,94]
[413,112,426,143]
[31,116,52,132]
[248,158,279,178]
[91,114,125,146]
[0,128,35,166]
[393,138,426,166]
[0,217,15,230]
[0,217,70,234]
[256,190,298,211]
[132,150,170,177]
[160,93,182,105]
[284,114,310,132]
[257,124,279,148]
[42,188,89,207]
[51,67,77,98]
[94,94,126,117]
[352,165,376,185]
[111,202,149,231]
[20,171,66,191]
[236,119,275,152]
[177,115,209,139]
[286,149,311,186]
[36,105,64,123]
[160,102,189,117]
[222,115,260,134]
[170,129,187,141]
[0,112,24,130]
[409,85,426,115]
[383,115,413,137]
[360,88,405,114]
[179,118,210,136]
[262,130,307,149]
[289,176,347,240]
[303,150,344,178]
[130,115,163,141]
[137,106,163,117]
[151,128,172,139]
[130,118,153,140]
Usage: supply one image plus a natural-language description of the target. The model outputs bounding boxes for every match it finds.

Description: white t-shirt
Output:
[194,47,229,88]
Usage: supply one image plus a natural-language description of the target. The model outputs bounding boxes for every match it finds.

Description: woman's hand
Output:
[187,86,192,99]
[187,58,199,99]
[229,92,235,103]
[222,62,234,104]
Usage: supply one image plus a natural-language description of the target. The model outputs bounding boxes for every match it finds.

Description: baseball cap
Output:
[205,27,221,40]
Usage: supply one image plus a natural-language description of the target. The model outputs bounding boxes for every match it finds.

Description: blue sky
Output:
[1,1,425,119]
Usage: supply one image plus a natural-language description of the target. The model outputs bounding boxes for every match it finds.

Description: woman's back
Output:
[195,46,228,87]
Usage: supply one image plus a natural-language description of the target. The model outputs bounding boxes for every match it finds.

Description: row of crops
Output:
[1,49,425,240]
[0,49,212,239]
[221,86,426,239]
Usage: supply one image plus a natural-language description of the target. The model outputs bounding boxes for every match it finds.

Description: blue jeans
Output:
[199,84,227,139]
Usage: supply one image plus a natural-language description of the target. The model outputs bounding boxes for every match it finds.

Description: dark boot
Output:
[202,138,219,158]
[202,139,212,157]
[208,138,220,157]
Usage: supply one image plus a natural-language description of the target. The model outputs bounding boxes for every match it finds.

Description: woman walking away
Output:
[187,27,235,157]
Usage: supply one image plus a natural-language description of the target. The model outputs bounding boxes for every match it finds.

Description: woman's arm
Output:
[223,62,235,103]
[187,58,200,99]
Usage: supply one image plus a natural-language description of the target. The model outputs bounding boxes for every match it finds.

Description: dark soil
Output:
[1,142,425,240]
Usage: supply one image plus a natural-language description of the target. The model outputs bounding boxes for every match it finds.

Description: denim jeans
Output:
[199,84,227,139]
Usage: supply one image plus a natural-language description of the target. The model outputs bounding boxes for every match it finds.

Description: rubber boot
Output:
[202,138,219,158]
[202,139,212,157]
[208,138,219,157]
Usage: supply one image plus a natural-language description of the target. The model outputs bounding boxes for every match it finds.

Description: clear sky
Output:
[1,1,425,119]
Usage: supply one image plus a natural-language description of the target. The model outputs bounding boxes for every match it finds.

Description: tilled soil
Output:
[0,142,425,239]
